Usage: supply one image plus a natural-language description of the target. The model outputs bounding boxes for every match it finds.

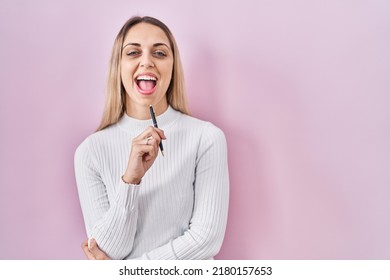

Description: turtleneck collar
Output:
[117,106,181,135]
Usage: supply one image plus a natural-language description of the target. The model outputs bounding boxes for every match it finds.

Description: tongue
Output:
[138,80,155,91]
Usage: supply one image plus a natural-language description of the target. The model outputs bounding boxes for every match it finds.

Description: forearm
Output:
[85,182,140,259]
[133,170,229,260]
[75,138,143,259]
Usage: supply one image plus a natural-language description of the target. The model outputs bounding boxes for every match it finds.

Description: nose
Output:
[140,53,154,68]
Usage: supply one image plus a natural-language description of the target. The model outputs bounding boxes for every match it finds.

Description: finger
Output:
[132,138,156,155]
[144,137,158,148]
[89,238,110,260]
[148,138,159,156]
[154,127,167,140]
[81,240,96,260]
[142,142,157,160]
[132,142,157,162]
[133,126,158,141]
[145,128,163,144]
[134,126,166,142]
[144,126,166,139]
[133,135,161,152]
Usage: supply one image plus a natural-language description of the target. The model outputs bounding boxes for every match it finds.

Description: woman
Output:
[74,16,229,260]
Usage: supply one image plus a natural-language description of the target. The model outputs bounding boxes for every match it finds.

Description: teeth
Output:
[137,75,157,81]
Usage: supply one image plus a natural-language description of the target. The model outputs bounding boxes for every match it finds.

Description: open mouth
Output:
[135,74,157,95]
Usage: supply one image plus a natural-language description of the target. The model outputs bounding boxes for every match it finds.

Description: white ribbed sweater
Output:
[74,106,229,259]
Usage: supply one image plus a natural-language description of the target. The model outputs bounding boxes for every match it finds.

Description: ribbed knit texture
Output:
[74,106,229,259]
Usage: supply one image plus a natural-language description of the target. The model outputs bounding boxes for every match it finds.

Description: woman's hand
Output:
[81,238,111,260]
[122,126,166,184]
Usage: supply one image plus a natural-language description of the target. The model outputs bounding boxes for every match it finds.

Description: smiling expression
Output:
[121,22,174,117]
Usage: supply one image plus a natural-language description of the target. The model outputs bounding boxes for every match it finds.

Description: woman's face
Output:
[121,22,173,116]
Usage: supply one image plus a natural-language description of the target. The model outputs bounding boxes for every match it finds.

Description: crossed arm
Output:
[76,124,229,260]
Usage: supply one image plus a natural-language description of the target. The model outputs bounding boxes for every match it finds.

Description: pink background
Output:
[0,0,389,259]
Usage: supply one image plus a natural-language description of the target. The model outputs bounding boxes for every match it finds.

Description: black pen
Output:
[149,105,164,156]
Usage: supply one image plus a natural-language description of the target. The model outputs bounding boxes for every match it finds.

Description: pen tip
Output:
[161,150,164,157]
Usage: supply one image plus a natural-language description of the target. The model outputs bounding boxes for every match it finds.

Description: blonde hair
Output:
[97,16,190,131]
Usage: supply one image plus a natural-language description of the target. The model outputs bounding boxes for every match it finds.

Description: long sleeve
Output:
[135,123,229,259]
[74,138,140,260]
[74,107,230,260]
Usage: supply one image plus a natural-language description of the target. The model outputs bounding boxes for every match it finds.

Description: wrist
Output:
[121,175,141,185]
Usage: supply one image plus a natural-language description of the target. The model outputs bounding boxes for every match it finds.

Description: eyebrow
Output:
[122,42,171,50]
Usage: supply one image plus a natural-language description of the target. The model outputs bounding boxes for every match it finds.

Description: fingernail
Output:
[88,237,94,250]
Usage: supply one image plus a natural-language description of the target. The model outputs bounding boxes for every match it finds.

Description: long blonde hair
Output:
[96,16,190,131]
